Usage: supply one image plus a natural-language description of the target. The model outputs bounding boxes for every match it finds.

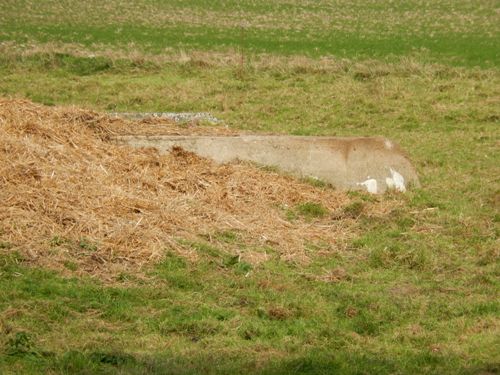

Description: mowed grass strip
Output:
[0,0,499,66]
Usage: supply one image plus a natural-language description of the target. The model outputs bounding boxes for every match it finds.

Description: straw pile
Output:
[0,98,390,280]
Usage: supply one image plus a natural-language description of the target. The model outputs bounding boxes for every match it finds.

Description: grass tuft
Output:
[295,202,328,219]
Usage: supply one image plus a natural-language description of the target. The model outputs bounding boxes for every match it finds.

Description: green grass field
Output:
[1,0,499,66]
[0,0,499,374]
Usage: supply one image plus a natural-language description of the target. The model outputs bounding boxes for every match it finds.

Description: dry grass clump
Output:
[0,98,390,280]
[1,41,476,78]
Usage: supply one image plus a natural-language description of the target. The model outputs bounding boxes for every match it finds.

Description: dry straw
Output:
[0,98,393,280]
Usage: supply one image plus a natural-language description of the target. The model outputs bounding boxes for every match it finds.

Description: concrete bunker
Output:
[112,133,419,194]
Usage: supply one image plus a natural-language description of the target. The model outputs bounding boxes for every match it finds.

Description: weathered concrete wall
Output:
[112,135,420,194]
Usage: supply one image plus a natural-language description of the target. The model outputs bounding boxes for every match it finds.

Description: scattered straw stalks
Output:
[0,98,394,280]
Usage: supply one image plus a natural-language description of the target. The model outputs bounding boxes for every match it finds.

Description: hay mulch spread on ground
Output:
[0,98,394,280]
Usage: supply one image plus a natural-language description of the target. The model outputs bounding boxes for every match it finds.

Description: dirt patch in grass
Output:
[0,98,395,280]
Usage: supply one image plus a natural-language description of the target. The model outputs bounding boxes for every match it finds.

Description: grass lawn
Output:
[0,0,499,374]
[0,0,499,66]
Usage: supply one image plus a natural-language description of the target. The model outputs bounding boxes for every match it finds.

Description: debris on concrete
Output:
[112,135,420,194]
[2,98,400,280]
[109,112,221,124]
